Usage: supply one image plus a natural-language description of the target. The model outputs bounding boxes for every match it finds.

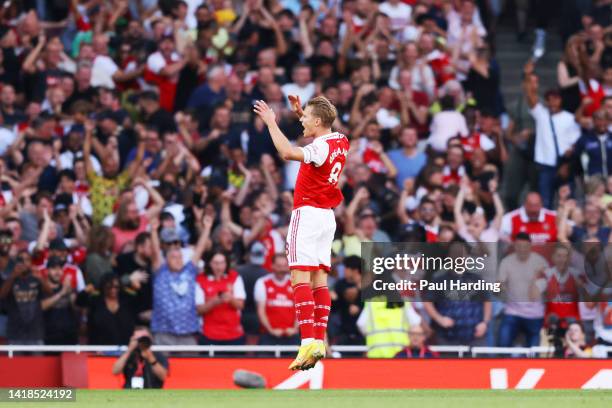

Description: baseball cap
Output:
[49,238,68,251]
[249,242,266,266]
[47,256,65,269]
[160,228,181,244]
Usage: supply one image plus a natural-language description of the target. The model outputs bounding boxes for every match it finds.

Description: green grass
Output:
[7,389,612,408]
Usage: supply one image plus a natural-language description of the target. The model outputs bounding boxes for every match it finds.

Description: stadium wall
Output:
[2,356,610,389]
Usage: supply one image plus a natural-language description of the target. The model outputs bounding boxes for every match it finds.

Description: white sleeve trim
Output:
[233,275,247,300]
[301,139,329,167]
[254,277,266,303]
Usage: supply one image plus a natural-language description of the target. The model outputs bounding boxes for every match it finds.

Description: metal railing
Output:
[2,344,610,358]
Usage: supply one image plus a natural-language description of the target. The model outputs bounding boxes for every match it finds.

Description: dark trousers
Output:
[536,163,557,209]
[498,314,544,347]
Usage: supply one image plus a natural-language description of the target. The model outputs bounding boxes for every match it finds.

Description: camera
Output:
[137,335,152,350]
[546,314,577,358]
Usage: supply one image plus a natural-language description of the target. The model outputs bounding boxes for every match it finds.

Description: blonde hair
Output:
[306,96,337,128]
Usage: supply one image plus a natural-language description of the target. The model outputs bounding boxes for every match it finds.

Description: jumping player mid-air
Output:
[253,95,349,370]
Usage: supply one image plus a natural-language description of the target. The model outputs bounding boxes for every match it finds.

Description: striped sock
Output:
[312,286,331,341]
[293,283,315,340]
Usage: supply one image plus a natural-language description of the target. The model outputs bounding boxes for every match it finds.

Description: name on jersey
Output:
[329,147,348,164]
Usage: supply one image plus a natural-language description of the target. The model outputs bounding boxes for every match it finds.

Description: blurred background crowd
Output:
[0,0,611,359]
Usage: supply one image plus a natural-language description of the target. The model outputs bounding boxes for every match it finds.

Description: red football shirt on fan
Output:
[40,264,86,291]
[294,132,350,210]
[442,165,465,187]
[254,274,295,333]
[196,270,246,341]
[501,207,557,244]
[535,267,584,324]
[459,132,496,160]
[144,51,180,112]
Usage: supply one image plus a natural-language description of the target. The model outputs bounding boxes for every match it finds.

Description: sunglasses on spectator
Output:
[166,240,182,246]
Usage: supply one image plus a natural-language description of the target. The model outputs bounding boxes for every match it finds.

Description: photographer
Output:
[112,327,168,389]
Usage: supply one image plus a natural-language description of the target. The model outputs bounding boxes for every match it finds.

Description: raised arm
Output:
[490,179,505,231]
[83,120,95,175]
[22,33,46,74]
[253,100,304,161]
[150,216,162,272]
[345,187,369,237]
[523,61,539,109]
[453,180,469,232]
[192,214,213,265]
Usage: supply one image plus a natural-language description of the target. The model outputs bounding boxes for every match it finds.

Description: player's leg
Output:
[288,269,317,370]
[286,207,318,370]
[291,269,315,345]
[312,270,331,343]
[302,209,335,368]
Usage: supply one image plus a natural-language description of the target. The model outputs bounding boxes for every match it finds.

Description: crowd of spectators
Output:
[0,0,611,358]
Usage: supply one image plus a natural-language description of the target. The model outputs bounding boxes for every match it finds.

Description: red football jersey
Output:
[293,132,350,209]
[255,274,295,332]
[501,207,557,244]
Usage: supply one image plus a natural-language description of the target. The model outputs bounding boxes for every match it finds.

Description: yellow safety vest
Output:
[364,300,410,358]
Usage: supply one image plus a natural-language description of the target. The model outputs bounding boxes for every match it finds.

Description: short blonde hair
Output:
[306,96,337,128]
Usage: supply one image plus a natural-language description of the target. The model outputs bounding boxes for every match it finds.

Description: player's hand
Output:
[285,327,298,336]
[438,316,454,328]
[288,95,304,118]
[474,321,487,338]
[253,100,277,126]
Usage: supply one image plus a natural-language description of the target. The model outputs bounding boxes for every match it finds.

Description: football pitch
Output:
[10,389,612,408]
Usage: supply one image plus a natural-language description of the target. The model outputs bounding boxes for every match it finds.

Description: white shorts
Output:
[286,206,336,272]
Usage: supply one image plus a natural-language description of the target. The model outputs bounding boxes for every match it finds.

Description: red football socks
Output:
[293,283,315,340]
[312,286,331,341]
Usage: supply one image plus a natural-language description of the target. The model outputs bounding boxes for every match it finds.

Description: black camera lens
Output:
[137,336,152,349]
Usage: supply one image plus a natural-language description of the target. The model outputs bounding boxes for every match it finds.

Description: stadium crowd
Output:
[0,0,611,359]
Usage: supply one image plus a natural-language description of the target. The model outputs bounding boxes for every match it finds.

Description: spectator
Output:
[116,232,154,324]
[573,109,612,178]
[531,244,583,325]
[254,254,298,345]
[423,242,492,347]
[237,242,270,344]
[112,327,169,389]
[41,256,78,345]
[197,250,246,345]
[523,62,581,208]
[563,322,592,358]
[394,324,439,358]
[0,250,44,345]
[387,127,427,190]
[501,192,557,243]
[333,255,365,345]
[76,273,136,345]
[497,233,548,347]
[84,226,114,288]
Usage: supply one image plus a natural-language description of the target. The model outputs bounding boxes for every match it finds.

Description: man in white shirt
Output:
[90,34,119,89]
[523,62,580,209]
[379,0,412,34]
[281,64,315,108]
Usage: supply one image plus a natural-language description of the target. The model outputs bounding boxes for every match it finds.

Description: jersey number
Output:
[328,162,342,184]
